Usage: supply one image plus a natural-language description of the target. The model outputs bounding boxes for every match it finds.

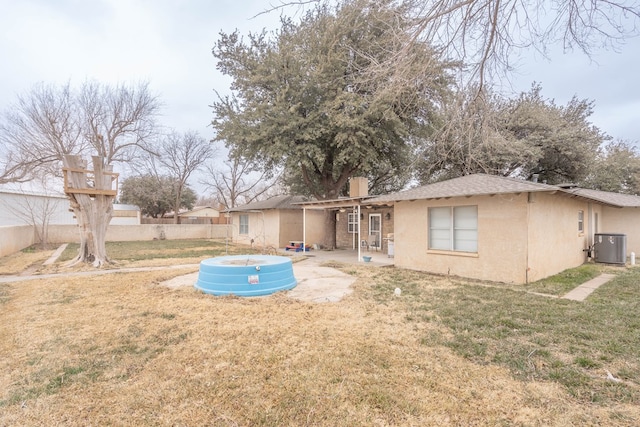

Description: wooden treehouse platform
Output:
[63,166,119,197]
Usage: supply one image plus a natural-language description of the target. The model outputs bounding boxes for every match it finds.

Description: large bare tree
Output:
[0,80,161,266]
[266,0,640,87]
[143,130,214,223]
[201,157,278,209]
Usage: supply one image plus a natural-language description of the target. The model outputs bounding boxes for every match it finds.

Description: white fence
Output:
[0,224,232,258]
[0,225,37,258]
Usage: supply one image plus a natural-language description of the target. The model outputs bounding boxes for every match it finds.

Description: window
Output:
[348,213,358,234]
[429,206,478,252]
[239,214,249,235]
[578,210,584,233]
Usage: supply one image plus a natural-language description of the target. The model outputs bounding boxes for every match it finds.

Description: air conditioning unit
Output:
[594,233,627,264]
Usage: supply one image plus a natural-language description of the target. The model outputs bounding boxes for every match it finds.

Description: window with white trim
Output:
[239,214,249,235]
[578,210,584,233]
[429,206,478,252]
[348,213,358,234]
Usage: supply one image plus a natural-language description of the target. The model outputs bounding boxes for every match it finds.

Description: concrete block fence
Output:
[0,224,232,258]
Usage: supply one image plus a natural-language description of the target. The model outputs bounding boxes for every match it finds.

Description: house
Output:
[226,195,325,248]
[367,174,640,284]
[110,204,141,225]
[178,206,228,224]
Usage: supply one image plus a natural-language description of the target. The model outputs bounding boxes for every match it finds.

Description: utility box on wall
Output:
[594,233,627,264]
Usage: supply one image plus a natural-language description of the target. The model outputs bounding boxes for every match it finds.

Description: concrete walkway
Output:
[562,273,616,301]
[285,258,357,303]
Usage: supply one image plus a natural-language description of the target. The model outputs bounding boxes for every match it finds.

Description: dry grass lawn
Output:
[1,244,638,425]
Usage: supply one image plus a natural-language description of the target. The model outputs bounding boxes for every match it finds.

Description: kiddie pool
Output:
[194,255,297,297]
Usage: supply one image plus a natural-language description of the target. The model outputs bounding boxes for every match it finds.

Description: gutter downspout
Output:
[357,204,362,262]
[526,192,532,284]
[303,207,306,253]
[587,202,593,249]
[352,207,356,250]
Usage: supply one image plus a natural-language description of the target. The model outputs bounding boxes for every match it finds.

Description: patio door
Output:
[369,213,382,250]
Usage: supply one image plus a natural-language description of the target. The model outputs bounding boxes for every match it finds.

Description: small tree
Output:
[120,174,197,218]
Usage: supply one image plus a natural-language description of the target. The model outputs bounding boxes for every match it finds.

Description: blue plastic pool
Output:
[194,255,297,297]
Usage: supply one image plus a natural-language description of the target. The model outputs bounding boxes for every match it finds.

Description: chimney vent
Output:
[349,177,368,197]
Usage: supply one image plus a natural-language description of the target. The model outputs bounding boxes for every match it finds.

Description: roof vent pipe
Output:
[531,174,539,183]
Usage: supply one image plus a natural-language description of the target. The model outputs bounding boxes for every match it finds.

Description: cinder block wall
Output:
[0,224,232,257]
[47,224,232,243]
[0,225,35,257]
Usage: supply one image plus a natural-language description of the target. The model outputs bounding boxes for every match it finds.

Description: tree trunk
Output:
[63,155,115,267]
[323,210,337,249]
[174,192,181,224]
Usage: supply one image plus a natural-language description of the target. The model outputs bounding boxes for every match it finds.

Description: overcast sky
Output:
[1,0,639,193]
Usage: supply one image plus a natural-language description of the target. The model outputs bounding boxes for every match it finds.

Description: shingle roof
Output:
[226,195,312,212]
[560,188,640,208]
[369,174,557,203]
[179,206,220,216]
[226,177,640,210]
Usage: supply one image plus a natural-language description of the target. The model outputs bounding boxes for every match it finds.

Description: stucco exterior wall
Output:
[277,210,302,247]
[526,193,590,282]
[230,211,279,248]
[600,206,640,256]
[230,209,326,249]
[180,207,220,221]
[393,192,610,284]
[278,209,325,248]
[394,194,530,284]
[301,209,326,247]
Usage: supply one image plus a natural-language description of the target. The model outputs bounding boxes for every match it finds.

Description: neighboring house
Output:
[110,204,141,225]
[368,174,640,284]
[178,206,228,224]
[226,195,325,248]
